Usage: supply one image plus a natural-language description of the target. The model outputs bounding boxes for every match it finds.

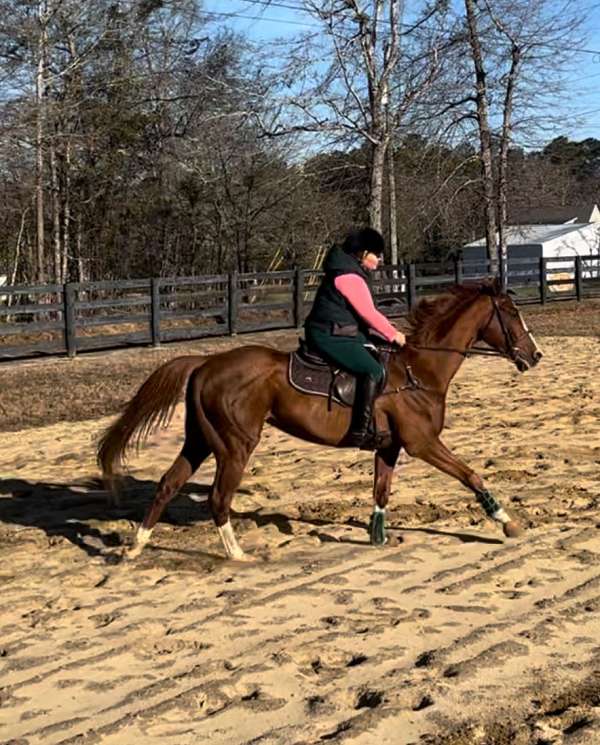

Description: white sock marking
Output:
[136,526,153,545]
[218,521,247,560]
[492,508,510,524]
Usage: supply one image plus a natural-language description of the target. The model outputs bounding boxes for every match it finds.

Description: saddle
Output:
[288,339,392,408]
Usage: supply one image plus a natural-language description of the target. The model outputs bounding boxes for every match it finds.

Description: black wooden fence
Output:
[1,254,599,361]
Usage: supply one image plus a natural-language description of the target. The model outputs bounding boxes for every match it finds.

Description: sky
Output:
[202,0,600,144]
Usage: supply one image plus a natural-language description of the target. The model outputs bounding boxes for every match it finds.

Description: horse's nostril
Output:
[534,350,543,361]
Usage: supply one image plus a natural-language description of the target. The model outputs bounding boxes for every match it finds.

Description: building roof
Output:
[509,204,599,225]
[464,223,593,247]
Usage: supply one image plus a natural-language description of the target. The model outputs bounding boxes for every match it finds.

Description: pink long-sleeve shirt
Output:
[334,274,397,342]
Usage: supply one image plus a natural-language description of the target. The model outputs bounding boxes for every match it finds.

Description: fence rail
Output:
[1,254,599,361]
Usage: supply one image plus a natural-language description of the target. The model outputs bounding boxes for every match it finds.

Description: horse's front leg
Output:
[409,437,523,538]
[370,443,401,546]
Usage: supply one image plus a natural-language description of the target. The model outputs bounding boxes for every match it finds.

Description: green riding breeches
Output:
[305,325,385,383]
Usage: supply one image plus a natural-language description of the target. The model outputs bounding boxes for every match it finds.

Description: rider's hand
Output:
[394,330,406,347]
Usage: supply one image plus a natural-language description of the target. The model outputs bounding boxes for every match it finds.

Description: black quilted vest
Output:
[305,247,372,332]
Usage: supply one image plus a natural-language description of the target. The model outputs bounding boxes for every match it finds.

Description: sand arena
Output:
[1,301,599,744]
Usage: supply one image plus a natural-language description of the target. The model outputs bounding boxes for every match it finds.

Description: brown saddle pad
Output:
[288,347,356,407]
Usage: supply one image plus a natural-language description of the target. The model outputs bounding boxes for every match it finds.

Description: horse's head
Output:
[478,279,543,372]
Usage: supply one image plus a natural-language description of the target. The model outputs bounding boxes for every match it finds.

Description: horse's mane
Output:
[406,279,500,344]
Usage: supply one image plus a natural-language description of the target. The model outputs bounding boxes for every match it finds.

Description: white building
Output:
[462,205,600,284]
[464,222,600,259]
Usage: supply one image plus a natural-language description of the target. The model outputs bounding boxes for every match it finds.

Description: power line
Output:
[571,106,600,116]
[208,1,600,57]
[201,7,320,29]
[238,0,307,12]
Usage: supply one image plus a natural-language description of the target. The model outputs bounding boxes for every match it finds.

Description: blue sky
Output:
[202,0,600,143]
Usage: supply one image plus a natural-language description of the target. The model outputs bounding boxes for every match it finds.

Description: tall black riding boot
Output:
[347,376,386,451]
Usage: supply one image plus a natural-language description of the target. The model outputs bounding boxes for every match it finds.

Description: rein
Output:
[407,344,505,358]
[404,296,523,362]
[381,296,529,395]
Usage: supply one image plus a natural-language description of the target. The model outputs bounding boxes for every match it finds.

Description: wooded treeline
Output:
[0,0,597,284]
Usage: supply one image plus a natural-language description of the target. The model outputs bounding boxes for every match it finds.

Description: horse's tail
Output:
[97,355,207,481]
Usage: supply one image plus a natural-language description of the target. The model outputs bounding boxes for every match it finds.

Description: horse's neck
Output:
[403,297,488,392]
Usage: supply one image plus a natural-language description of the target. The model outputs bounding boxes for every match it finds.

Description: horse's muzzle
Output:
[515,357,530,372]
[515,349,542,372]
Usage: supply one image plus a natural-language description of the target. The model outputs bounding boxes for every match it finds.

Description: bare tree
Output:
[256,1,445,233]
[34,0,50,282]
[464,0,497,272]
[461,0,585,279]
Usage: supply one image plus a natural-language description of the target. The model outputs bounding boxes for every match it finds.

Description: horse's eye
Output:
[503,305,519,318]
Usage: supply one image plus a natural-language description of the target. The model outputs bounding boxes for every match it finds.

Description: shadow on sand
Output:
[0,476,319,558]
[0,476,503,560]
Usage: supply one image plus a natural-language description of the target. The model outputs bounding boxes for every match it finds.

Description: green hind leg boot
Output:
[369,506,387,546]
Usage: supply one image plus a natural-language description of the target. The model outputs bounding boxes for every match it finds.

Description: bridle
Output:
[382,295,535,394]
[407,295,533,363]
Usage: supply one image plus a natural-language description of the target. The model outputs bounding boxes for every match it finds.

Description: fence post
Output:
[539,257,547,304]
[293,268,305,329]
[454,256,463,286]
[63,283,77,358]
[575,256,583,301]
[406,262,417,310]
[391,263,401,295]
[151,278,161,346]
[228,271,239,335]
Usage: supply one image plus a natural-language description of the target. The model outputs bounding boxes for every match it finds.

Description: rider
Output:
[304,227,406,450]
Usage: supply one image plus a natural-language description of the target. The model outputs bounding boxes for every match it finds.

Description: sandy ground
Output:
[1,323,600,744]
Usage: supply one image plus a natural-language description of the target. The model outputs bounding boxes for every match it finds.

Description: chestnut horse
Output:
[98,279,542,561]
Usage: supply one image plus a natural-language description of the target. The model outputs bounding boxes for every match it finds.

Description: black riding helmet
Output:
[342,227,385,258]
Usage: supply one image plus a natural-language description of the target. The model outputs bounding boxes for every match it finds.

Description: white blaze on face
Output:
[517,309,543,356]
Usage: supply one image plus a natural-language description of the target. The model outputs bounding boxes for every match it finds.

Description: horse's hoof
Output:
[232,552,255,563]
[503,520,524,538]
[112,543,142,563]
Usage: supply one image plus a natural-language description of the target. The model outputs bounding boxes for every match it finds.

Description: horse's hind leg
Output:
[210,447,255,561]
[126,411,211,559]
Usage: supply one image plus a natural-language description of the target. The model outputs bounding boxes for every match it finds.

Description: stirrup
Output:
[347,427,391,451]
[359,429,391,451]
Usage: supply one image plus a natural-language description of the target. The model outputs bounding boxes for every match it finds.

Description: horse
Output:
[97,278,542,561]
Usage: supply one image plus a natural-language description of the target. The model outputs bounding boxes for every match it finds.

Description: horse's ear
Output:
[479,277,501,296]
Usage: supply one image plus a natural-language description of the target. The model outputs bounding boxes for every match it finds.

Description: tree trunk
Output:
[35,0,48,283]
[387,138,398,266]
[62,137,71,282]
[49,133,61,283]
[75,213,85,283]
[369,137,387,232]
[497,44,521,289]
[464,0,497,273]
[8,208,28,303]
